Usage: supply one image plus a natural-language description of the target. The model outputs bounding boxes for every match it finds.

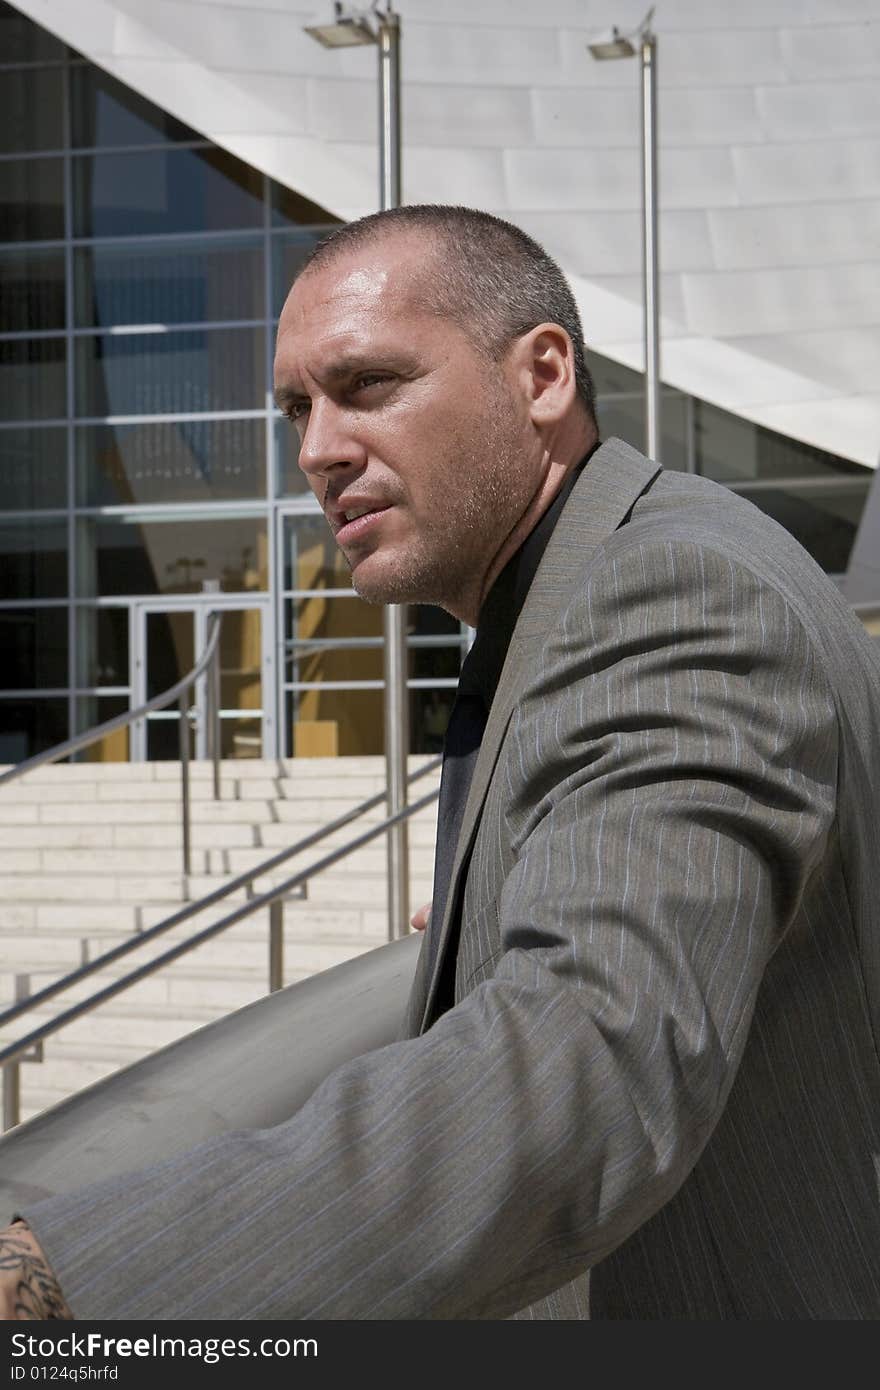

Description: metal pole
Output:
[378,10,401,208]
[211,617,221,801]
[179,691,191,877]
[3,976,31,1131]
[2,1062,19,1133]
[269,898,284,993]
[378,8,409,941]
[640,29,660,463]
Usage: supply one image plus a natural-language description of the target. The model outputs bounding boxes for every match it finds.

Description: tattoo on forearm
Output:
[0,1222,72,1320]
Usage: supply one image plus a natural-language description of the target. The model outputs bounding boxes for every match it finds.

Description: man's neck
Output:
[456,430,598,626]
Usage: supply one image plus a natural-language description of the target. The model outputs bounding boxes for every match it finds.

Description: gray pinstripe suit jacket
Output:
[24,437,880,1318]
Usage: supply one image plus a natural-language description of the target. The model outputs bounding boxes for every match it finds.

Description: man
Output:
[3,205,880,1319]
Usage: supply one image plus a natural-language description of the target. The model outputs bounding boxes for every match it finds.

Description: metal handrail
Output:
[0,754,441,1033]
[0,612,223,875]
[0,756,442,1126]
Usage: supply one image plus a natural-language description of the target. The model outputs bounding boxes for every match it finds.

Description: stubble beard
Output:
[347,390,524,615]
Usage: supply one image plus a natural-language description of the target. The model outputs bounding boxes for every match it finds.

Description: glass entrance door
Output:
[130,598,273,760]
[144,607,195,761]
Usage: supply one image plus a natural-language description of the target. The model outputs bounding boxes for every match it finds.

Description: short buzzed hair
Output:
[298,205,597,423]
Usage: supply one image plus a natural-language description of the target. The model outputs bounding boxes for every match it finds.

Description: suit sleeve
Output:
[21,539,839,1319]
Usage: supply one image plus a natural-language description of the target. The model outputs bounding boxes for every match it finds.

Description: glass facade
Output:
[0,2,469,761]
[0,2,873,762]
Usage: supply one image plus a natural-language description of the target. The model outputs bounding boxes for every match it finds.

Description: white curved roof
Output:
[10,0,880,467]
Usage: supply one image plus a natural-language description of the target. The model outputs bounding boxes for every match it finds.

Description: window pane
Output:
[0,517,67,599]
[694,401,869,484]
[75,605,129,687]
[591,353,644,396]
[0,156,64,241]
[75,237,265,328]
[737,484,870,576]
[286,687,384,758]
[0,698,68,763]
[76,516,268,597]
[73,147,264,239]
[70,65,201,148]
[0,426,67,509]
[596,391,689,470]
[0,247,65,331]
[283,511,352,591]
[0,606,67,688]
[76,419,266,506]
[275,417,309,497]
[0,338,66,421]
[271,230,329,317]
[74,327,265,417]
[75,695,130,763]
[0,66,64,154]
[0,7,66,63]
[286,617,384,686]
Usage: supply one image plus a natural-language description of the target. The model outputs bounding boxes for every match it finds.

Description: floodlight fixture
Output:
[304,2,378,47]
[587,27,637,61]
[587,7,654,61]
[587,7,661,463]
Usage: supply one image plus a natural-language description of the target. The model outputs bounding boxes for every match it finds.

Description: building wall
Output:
[0,2,872,762]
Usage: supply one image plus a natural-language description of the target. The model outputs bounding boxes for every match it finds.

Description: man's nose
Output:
[296,400,366,480]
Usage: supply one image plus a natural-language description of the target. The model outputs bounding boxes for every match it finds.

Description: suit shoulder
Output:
[589,468,880,691]
[605,469,835,604]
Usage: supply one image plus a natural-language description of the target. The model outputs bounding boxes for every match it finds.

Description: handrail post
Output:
[2,1058,19,1133]
[269,899,284,993]
[179,692,191,878]
[211,615,221,801]
[3,975,32,1131]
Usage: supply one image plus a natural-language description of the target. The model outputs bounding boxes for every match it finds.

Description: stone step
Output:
[2,1002,222,1052]
[217,842,436,876]
[1,847,205,874]
[35,903,143,932]
[259,822,438,850]
[0,873,190,903]
[139,900,399,939]
[0,755,440,1123]
[303,872,434,905]
[0,758,285,784]
[0,930,381,1009]
[29,799,275,826]
[3,780,249,805]
[0,822,258,850]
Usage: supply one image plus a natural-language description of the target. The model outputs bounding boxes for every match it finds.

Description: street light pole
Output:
[305,4,409,941]
[378,9,401,208]
[376,10,410,943]
[588,9,661,462]
[640,27,660,463]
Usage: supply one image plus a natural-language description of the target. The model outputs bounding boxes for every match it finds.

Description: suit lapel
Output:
[416,438,662,1032]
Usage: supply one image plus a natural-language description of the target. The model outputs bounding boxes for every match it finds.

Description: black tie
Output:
[425,653,487,986]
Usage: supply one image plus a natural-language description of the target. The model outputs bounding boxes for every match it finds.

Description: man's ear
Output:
[512,323,577,426]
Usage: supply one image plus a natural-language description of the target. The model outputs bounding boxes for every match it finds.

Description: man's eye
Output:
[353,373,390,392]
[286,402,310,421]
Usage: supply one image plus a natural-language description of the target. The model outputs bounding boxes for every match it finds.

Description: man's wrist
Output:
[0,1220,73,1320]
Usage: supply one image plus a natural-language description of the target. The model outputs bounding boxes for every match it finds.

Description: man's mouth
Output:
[334,503,391,546]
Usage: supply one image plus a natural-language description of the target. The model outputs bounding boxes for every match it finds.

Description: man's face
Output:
[273,234,541,619]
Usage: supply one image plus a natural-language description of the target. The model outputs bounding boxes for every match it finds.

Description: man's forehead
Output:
[285,234,434,323]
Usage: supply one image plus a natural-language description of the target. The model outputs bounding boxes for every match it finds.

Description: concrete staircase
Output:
[0,756,440,1124]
